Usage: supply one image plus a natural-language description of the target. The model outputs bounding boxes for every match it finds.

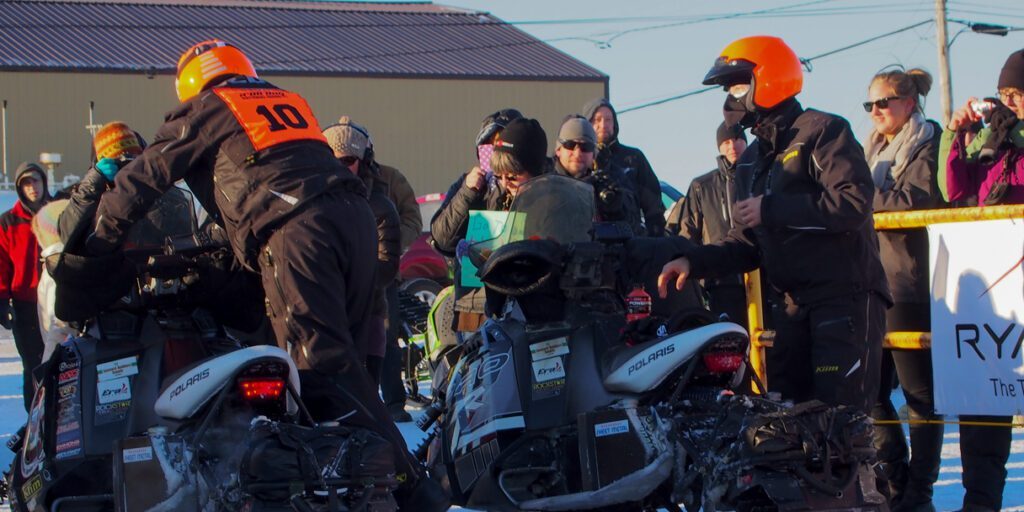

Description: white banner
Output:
[930,218,1024,416]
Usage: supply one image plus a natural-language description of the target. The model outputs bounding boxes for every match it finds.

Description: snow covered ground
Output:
[0,334,1019,511]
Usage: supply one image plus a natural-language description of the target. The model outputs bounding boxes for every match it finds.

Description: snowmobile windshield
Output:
[467,174,594,264]
[122,185,199,251]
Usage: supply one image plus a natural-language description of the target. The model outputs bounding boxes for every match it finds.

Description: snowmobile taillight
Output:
[238,378,285,401]
[703,352,743,373]
[702,337,745,373]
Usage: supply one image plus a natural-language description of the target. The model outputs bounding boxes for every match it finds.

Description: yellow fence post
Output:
[745,270,768,393]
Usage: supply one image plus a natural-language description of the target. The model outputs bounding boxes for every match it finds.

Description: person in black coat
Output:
[657,36,890,414]
[430,111,547,333]
[668,122,749,329]
[862,67,945,512]
[322,117,401,389]
[582,98,666,236]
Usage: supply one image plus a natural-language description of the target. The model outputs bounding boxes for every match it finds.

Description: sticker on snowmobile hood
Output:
[20,385,47,478]
[529,337,569,361]
[594,419,629,437]
[97,356,138,381]
[20,474,43,502]
[532,357,565,383]
[123,446,153,463]
[98,377,132,404]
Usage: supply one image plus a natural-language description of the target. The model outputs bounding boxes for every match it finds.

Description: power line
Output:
[248,0,863,67]
[799,19,934,65]
[0,2,927,31]
[618,87,719,114]
[618,20,935,115]
[597,0,836,44]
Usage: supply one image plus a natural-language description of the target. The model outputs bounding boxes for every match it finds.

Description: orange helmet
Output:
[703,36,803,110]
[175,40,257,102]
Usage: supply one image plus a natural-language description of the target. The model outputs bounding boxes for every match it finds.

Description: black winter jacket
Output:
[361,165,401,316]
[430,174,508,256]
[430,173,509,315]
[88,77,366,270]
[583,99,666,236]
[551,160,643,235]
[666,100,891,306]
[674,156,744,289]
[871,121,945,304]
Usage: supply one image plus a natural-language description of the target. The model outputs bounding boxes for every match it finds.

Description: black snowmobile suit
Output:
[657,99,891,412]
[675,156,747,329]
[85,76,419,480]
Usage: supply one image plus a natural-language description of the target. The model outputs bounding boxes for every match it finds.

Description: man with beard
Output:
[583,99,666,236]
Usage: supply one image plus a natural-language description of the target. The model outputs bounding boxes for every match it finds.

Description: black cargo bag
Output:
[240,420,397,503]
[741,400,875,462]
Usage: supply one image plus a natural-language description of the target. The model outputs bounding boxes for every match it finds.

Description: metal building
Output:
[0,0,607,195]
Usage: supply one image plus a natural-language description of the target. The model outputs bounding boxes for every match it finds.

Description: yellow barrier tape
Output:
[884,331,930,350]
[874,205,1024,230]
[874,419,1023,428]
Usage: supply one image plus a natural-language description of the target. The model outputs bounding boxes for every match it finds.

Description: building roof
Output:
[0,0,607,82]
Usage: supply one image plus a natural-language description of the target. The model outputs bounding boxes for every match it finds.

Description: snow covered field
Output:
[0,334,1020,511]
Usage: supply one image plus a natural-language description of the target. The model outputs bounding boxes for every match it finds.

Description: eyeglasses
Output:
[999,89,1023,105]
[560,140,596,153]
[497,173,528,184]
[338,156,359,167]
[862,96,902,112]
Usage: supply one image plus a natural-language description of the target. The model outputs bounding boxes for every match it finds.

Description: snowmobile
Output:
[3,189,399,512]
[416,174,888,511]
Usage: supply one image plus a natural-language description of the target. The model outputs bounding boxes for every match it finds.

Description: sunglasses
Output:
[338,156,359,167]
[560,140,596,153]
[862,96,902,112]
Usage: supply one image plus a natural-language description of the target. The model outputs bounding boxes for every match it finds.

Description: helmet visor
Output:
[703,57,756,87]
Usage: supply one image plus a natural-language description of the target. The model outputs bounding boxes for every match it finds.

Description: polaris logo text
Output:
[169,369,211,400]
[627,345,676,375]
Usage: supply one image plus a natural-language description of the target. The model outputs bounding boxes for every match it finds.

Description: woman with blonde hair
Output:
[863,66,945,512]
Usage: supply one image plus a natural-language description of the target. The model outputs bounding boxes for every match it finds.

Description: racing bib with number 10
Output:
[213,88,328,152]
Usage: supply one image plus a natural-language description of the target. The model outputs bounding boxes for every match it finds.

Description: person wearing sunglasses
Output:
[552,115,642,235]
[862,67,945,512]
[666,121,750,331]
[430,113,545,335]
[656,36,890,417]
[938,49,1024,512]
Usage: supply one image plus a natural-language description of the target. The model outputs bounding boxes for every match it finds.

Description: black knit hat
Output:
[475,108,523,146]
[494,118,547,173]
[998,49,1024,91]
[716,122,747,146]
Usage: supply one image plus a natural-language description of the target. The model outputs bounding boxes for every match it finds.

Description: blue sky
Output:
[438,0,1024,190]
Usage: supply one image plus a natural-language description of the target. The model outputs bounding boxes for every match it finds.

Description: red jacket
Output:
[0,200,42,302]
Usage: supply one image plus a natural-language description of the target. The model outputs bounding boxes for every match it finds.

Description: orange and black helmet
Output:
[175,40,258,102]
[703,36,803,110]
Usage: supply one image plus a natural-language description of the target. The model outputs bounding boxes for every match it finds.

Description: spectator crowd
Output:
[1,35,1022,512]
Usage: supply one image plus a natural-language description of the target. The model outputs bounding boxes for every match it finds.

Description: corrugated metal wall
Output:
[0,71,604,196]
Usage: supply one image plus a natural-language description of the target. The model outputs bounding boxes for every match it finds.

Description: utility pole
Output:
[85,101,102,137]
[936,0,953,125]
